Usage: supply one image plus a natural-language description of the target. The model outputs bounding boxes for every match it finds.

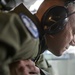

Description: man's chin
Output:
[53,53,62,56]
[51,49,66,56]
[56,48,67,56]
[49,51,62,56]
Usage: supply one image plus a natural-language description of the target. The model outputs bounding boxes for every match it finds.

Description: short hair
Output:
[66,1,75,31]
[66,1,75,13]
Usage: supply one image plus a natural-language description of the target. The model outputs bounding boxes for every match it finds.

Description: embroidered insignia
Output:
[20,13,39,38]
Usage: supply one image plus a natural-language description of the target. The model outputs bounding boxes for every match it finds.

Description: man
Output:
[36,0,75,56]
[9,0,75,75]
[1,0,75,75]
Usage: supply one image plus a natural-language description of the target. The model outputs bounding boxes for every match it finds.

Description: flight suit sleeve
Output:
[0,12,21,63]
[0,12,39,75]
[0,12,39,63]
[0,12,22,75]
[36,54,55,75]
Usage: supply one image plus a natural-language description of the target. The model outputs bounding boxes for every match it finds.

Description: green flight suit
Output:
[0,11,39,75]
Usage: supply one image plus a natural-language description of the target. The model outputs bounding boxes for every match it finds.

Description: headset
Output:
[41,0,75,35]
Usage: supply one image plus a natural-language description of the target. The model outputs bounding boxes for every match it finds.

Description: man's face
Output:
[36,0,75,56]
[45,23,73,56]
[45,2,75,56]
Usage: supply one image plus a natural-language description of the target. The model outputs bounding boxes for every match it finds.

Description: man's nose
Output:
[70,35,75,46]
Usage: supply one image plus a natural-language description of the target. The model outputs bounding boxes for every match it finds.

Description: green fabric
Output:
[0,13,20,52]
[13,28,39,61]
[10,4,40,61]
[0,13,39,59]
[36,54,55,75]
[0,12,39,63]
[0,12,39,75]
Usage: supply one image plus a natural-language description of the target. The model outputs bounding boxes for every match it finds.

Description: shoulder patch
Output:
[19,13,39,38]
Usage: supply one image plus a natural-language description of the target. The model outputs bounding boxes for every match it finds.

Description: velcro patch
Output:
[20,13,39,38]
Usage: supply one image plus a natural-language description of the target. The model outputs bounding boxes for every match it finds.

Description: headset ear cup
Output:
[41,17,50,35]
[41,6,69,35]
[41,6,58,35]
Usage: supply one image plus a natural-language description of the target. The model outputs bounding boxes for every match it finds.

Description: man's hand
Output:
[9,59,40,75]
